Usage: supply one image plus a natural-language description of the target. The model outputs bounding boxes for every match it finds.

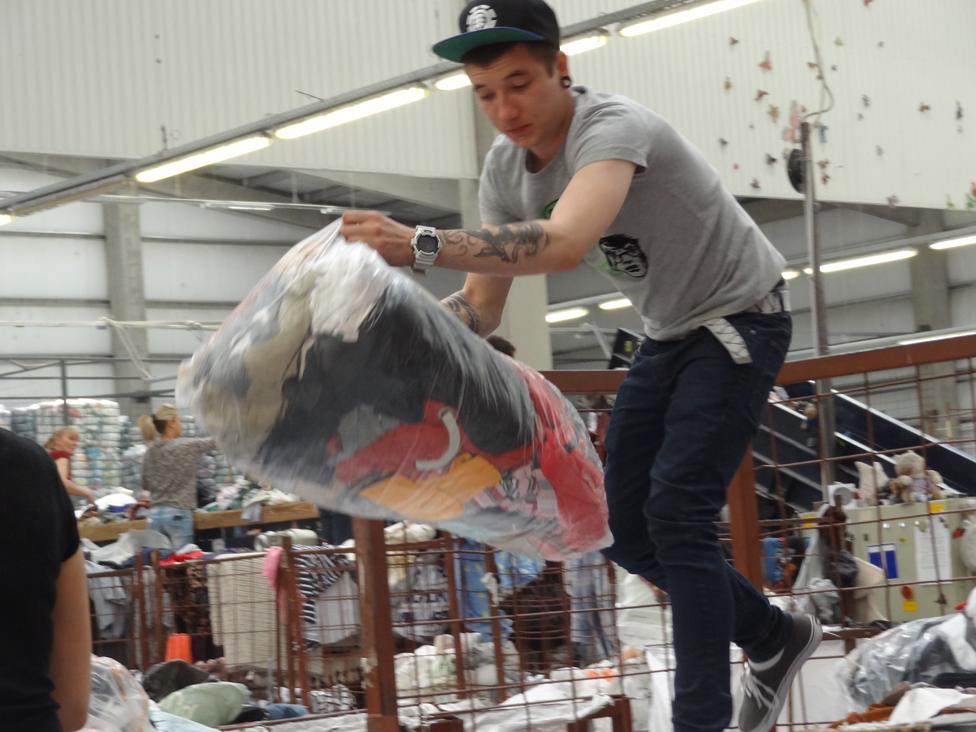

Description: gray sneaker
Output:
[738,613,822,732]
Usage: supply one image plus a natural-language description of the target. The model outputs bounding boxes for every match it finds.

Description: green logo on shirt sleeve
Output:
[540,199,560,220]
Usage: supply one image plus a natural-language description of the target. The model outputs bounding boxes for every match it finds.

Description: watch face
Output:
[417,234,439,254]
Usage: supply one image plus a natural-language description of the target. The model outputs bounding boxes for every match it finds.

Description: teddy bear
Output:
[889,450,943,503]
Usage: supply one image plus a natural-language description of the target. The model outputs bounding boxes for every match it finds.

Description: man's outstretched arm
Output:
[340,159,636,276]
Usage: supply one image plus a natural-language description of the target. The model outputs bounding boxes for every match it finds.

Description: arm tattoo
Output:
[443,222,549,264]
[442,291,482,334]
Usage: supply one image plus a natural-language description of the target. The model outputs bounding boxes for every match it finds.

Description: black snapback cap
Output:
[432,0,560,63]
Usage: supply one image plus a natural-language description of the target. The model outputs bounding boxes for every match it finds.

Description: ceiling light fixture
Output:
[598,297,632,311]
[898,330,976,346]
[275,87,428,139]
[620,0,765,37]
[225,204,274,212]
[135,136,272,183]
[545,307,589,323]
[561,32,609,56]
[819,248,917,273]
[795,249,918,276]
[433,73,471,91]
[0,214,11,226]
[930,233,976,251]
[781,269,801,280]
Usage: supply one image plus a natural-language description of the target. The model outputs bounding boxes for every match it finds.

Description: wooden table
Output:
[79,501,320,542]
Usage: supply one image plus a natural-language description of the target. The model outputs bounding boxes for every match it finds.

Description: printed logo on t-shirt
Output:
[540,199,559,219]
[598,234,647,278]
[466,4,498,31]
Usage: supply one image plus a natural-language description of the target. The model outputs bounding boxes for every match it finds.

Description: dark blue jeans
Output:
[601,311,793,732]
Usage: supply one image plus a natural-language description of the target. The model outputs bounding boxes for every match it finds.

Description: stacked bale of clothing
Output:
[118,415,139,452]
[11,405,37,441]
[183,413,240,505]
[120,444,147,494]
[0,404,10,431]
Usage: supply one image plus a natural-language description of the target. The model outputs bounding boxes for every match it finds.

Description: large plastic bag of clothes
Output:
[842,587,976,708]
[81,655,154,732]
[177,222,610,560]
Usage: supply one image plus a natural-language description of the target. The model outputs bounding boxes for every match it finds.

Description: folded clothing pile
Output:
[118,416,139,452]
[121,444,147,494]
[183,414,240,505]
[11,405,37,441]
[178,222,610,560]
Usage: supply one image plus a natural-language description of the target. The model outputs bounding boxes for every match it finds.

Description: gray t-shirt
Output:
[479,86,786,341]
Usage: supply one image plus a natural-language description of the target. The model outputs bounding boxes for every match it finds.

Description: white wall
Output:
[0,236,108,300]
[141,241,289,302]
[2,0,974,204]
[570,0,976,207]
[0,305,113,356]
[0,0,474,178]
[0,164,299,406]
[0,360,118,408]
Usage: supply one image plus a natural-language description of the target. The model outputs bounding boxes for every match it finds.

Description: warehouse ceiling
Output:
[4,152,975,368]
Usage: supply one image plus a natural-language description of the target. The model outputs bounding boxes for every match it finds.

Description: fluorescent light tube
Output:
[598,298,631,311]
[226,204,274,212]
[819,248,917,273]
[930,234,976,250]
[275,87,428,139]
[434,73,471,91]
[899,330,976,346]
[135,136,271,183]
[561,33,608,56]
[620,0,765,36]
[546,307,589,323]
[0,214,11,226]
[781,269,800,280]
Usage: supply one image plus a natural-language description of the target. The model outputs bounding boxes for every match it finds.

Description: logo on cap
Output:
[466,4,498,31]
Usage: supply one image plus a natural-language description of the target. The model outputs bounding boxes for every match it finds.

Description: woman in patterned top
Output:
[138,405,215,550]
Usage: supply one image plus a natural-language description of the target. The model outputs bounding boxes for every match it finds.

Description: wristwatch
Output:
[411,225,441,274]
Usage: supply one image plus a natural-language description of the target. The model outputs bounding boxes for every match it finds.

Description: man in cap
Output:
[340,2,819,730]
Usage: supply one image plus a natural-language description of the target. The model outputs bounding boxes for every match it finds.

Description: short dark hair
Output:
[462,41,558,74]
[486,335,517,357]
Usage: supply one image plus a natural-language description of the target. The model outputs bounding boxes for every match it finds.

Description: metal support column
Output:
[103,197,151,417]
[801,122,835,492]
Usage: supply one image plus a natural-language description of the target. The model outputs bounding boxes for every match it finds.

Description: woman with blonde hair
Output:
[139,405,215,549]
[44,426,95,503]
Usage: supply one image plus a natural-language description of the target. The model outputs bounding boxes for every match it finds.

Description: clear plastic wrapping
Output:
[82,655,154,732]
[177,222,610,560]
[842,590,976,708]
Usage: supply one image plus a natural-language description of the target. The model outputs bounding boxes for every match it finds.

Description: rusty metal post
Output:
[483,548,508,703]
[280,536,310,708]
[151,551,165,664]
[353,518,399,732]
[133,553,149,670]
[727,454,765,589]
[440,533,469,697]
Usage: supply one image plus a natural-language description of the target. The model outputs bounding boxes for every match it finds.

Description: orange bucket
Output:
[164,633,193,663]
